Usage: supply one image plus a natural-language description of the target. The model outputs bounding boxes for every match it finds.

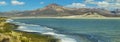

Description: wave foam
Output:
[6,19,14,22]
[13,21,77,42]
[43,32,77,42]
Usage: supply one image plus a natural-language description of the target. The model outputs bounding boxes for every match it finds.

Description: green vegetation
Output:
[0,17,17,33]
[0,17,59,42]
[0,17,8,23]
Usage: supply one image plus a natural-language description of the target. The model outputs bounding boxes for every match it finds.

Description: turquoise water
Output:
[14,18,120,42]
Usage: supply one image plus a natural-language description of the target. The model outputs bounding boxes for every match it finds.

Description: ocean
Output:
[11,18,120,42]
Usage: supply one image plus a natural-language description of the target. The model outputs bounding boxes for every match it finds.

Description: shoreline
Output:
[7,17,120,42]
[11,17,120,19]
[0,17,60,42]
[15,20,78,42]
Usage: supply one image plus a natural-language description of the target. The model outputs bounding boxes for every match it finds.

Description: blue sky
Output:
[0,0,120,12]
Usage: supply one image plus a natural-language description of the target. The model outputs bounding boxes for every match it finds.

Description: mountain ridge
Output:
[0,3,120,17]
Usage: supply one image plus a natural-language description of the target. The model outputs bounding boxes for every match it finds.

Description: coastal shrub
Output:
[19,32,59,42]
[48,38,59,42]
[0,23,18,33]
[1,38,10,42]
[21,37,29,42]
[0,17,8,23]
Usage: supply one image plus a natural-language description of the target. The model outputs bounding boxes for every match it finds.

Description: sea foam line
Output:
[10,19,77,42]
[18,24,77,42]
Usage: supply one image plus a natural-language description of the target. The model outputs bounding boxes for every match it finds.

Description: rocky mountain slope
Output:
[0,3,120,17]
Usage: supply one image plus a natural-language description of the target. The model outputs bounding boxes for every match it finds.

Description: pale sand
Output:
[11,16,120,19]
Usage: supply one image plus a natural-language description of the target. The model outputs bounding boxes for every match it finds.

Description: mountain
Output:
[0,3,119,17]
[16,3,74,17]
[111,9,120,17]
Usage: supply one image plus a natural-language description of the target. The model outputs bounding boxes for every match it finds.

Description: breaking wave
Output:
[10,20,77,42]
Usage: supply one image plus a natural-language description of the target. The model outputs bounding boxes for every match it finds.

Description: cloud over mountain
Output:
[65,3,86,8]
[0,0,120,12]
[77,0,120,9]
[40,2,44,4]
[97,1,109,8]
[0,1,6,5]
[11,0,25,5]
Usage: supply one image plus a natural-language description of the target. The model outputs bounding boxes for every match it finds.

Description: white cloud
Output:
[65,3,86,8]
[85,0,94,2]
[97,1,109,8]
[85,0,96,4]
[116,0,120,2]
[64,0,120,9]
[113,3,120,9]
[0,1,6,5]
[104,0,114,2]
[11,0,25,5]
[115,3,120,7]
[40,2,44,4]
[96,1,120,9]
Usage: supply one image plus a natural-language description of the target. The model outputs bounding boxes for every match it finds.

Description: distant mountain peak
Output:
[46,3,62,8]
[48,3,59,6]
[43,3,65,12]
